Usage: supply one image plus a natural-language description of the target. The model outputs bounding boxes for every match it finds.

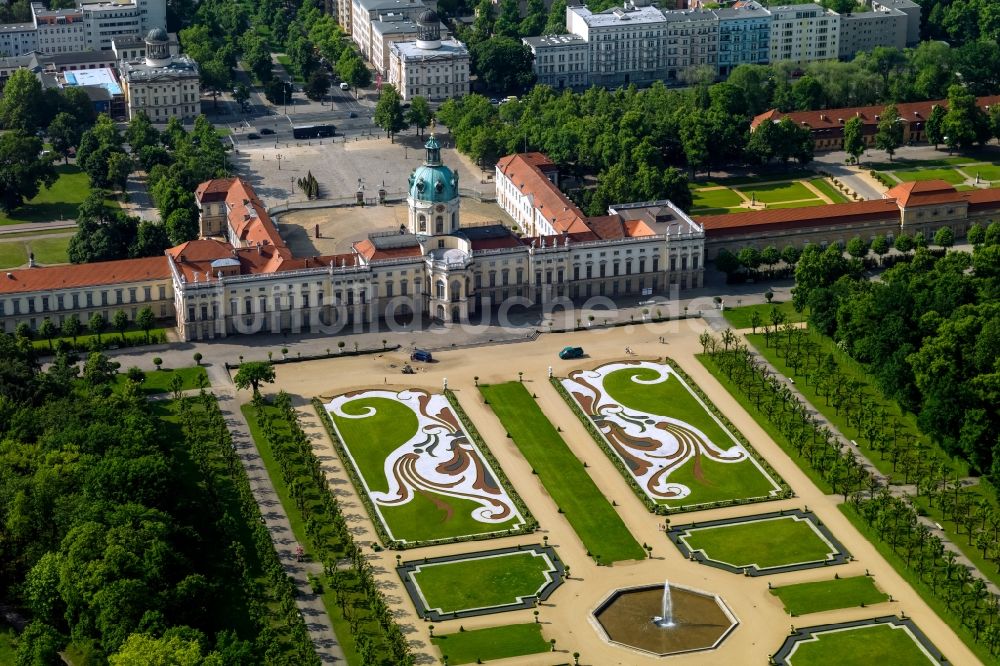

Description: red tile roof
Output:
[964,187,1000,212]
[497,153,590,234]
[751,95,1000,132]
[697,199,900,236]
[886,180,964,208]
[0,256,169,295]
[195,177,236,203]
[353,239,423,262]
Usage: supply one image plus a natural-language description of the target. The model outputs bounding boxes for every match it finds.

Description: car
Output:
[340,82,350,91]
[558,346,584,360]
[246,133,260,140]
[349,111,357,118]
[490,98,500,105]
[410,349,433,362]
[260,128,274,135]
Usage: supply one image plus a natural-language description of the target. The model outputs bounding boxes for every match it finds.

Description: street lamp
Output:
[276,153,284,170]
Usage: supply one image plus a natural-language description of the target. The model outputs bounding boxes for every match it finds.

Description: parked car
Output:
[340,82,350,91]
[558,346,584,360]
[410,349,433,362]
[260,128,274,135]
[246,133,260,140]
[349,111,357,118]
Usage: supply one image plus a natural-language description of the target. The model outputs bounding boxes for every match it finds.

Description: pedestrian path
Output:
[214,387,346,664]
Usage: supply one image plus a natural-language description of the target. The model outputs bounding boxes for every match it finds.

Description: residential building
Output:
[522,33,589,90]
[768,4,839,64]
[750,95,1000,151]
[837,4,906,60]
[388,11,469,101]
[119,28,200,121]
[39,65,127,118]
[872,0,920,45]
[370,14,448,76]
[567,3,671,88]
[0,23,38,57]
[715,2,770,77]
[662,8,720,83]
[351,0,426,63]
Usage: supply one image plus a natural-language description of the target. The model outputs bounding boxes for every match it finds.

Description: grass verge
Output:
[721,301,804,330]
[770,575,888,615]
[431,624,548,665]
[114,365,207,394]
[808,177,850,203]
[480,382,646,563]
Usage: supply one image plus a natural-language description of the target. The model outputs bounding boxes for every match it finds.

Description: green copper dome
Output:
[408,135,459,203]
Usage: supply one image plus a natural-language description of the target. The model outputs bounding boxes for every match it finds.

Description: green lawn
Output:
[431,624,548,665]
[745,328,968,480]
[808,178,850,204]
[0,623,17,664]
[328,393,522,543]
[599,365,778,507]
[698,353,833,493]
[735,180,816,204]
[887,167,965,184]
[480,382,646,563]
[26,236,70,265]
[771,576,888,615]
[721,301,805,330]
[115,365,208,394]
[0,241,28,268]
[0,165,93,226]
[691,187,743,211]
[683,515,836,569]
[412,551,553,613]
[964,163,1000,181]
[787,623,935,666]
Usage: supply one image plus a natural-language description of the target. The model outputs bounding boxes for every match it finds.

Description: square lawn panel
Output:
[786,623,935,666]
[412,551,554,614]
[734,181,816,204]
[683,515,836,569]
[431,624,548,665]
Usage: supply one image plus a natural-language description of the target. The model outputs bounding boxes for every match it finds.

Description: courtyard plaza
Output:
[196,319,982,666]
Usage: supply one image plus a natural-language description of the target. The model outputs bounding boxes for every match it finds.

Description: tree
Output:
[38,318,57,351]
[0,69,46,132]
[544,0,567,35]
[471,37,535,94]
[135,307,156,344]
[0,131,57,213]
[166,208,198,246]
[934,226,955,249]
[15,621,62,666]
[130,220,170,258]
[843,116,865,164]
[968,223,986,247]
[519,0,546,36]
[48,112,81,163]
[782,245,802,266]
[62,314,81,344]
[336,51,371,95]
[761,245,781,269]
[234,361,276,396]
[894,233,914,254]
[233,83,250,108]
[847,236,869,260]
[89,312,106,343]
[304,70,330,102]
[406,96,433,137]
[374,84,407,141]
[494,0,521,37]
[110,632,206,665]
[263,77,294,106]
[942,83,989,150]
[926,104,946,149]
[106,152,132,192]
[113,310,130,343]
[874,103,903,161]
[792,75,824,110]
[715,248,741,275]
[83,351,119,385]
[125,112,159,153]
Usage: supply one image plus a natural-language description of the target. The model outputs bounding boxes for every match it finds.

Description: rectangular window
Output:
[41,296,49,312]
[693,255,699,270]
[115,289,123,304]
[129,287,137,302]
[144,286,151,301]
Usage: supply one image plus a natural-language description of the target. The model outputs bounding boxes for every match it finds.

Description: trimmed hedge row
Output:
[550,358,792,515]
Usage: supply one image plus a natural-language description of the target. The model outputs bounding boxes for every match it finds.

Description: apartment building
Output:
[119,28,200,122]
[522,33,589,90]
[0,23,38,57]
[838,4,906,59]
[768,4,839,64]
[388,11,469,101]
[716,2,770,77]
[351,0,425,64]
[662,8,719,84]
[567,3,671,88]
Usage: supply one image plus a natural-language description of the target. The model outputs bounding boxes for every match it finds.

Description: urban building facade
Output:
[838,4,907,60]
[767,4,838,64]
[351,0,426,63]
[388,11,469,101]
[119,28,200,121]
[716,2,770,77]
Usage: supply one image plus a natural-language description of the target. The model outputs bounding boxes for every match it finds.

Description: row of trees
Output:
[0,340,276,663]
[701,331,1000,655]
[791,224,1000,479]
[248,388,413,665]
[13,306,159,352]
[373,85,434,141]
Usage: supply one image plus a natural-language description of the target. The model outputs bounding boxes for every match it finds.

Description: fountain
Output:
[592,582,738,657]
[652,580,675,628]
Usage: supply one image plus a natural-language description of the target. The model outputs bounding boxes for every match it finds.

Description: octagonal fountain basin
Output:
[591,582,739,657]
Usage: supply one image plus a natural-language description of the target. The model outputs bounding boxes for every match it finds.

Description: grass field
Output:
[721,301,805,330]
[115,365,208,394]
[691,187,744,212]
[431,624,548,665]
[0,241,27,268]
[735,180,815,204]
[328,392,522,543]
[597,364,778,507]
[683,515,836,569]
[0,623,16,664]
[969,163,1000,181]
[480,382,646,563]
[787,623,935,666]
[412,551,553,613]
[0,165,93,226]
[808,178,850,204]
[0,234,72,269]
[888,167,966,184]
[771,576,888,615]
[745,327,968,480]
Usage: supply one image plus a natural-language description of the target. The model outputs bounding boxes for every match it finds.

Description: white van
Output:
[339,82,350,91]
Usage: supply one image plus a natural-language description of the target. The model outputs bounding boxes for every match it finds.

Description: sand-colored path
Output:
[258,321,981,666]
